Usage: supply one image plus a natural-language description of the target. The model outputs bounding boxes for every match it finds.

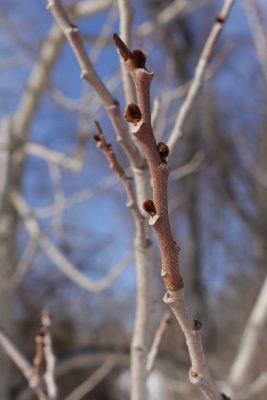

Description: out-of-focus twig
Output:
[117,0,136,104]
[64,358,116,400]
[42,310,57,400]
[244,0,267,85]
[0,329,46,399]
[167,0,234,154]
[227,273,267,393]
[170,151,205,182]
[146,311,171,375]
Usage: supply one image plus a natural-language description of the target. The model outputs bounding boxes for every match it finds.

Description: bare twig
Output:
[167,0,234,154]
[48,162,65,232]
[170,151,205,182]
[238,370,267,399]
[19,143,81,171]
[41,310,57,400]
[94,121,144,234]
[34,173,119,218]
[117,0,136,104]
[0,329,46,399]
[146,311,171,375]
[64,358,116,400]
[115,33,228,400]
[136,0,212,38]
[93,121,153,400]
[244,0,267,85]
[227,273,267,392]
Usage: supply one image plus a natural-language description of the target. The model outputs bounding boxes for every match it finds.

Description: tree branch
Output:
[114,33,228,400]
[227,273,267,393]
[0,329,46,400]
[167,0,234,154]
[64,357,116,400]
[46,0,143,170]
[146,311,171,376]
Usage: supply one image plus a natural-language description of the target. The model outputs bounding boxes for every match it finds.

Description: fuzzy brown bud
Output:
[131,49,147,69]
[93,134,101,143]
[143,200,156,216]
[113,33,132,61]
[157,142,169,163]
[125,103,142,124]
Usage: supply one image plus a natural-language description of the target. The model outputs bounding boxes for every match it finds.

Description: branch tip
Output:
[113,32,132,61]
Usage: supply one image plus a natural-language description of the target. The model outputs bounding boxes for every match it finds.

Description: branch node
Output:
[161,269,167,278]
[216,15,225,24]
[67,25,78,34]
[80,70,86,79]
[189,368,201,384]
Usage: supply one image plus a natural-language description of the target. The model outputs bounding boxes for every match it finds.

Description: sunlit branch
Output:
[114,32,227,400]
[167,0,234,154]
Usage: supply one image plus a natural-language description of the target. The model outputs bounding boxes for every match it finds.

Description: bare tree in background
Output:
[1,0,267,399]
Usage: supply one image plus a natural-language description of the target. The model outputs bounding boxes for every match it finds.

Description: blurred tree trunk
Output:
[0,118,20,398]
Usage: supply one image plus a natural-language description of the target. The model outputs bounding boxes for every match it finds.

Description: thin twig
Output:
[0,329,46,399]
[41,310,57,399]
[93,121,153,400]
[227,273,267,392]
[146,311,171,375]
[167,0,234,154]
[64,358,116,400]
[170,151,205,182]
[244,0,267,85]
[117,0,136,104]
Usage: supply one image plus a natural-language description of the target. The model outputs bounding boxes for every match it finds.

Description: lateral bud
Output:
[113,33,132,61]
[131,49,147,69]
[125,103,142,125]
[157,142,169,163]
[193,319,202,331]
[143,199,156,216]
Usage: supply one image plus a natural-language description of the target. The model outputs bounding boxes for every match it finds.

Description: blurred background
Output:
[0,0,267,399]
